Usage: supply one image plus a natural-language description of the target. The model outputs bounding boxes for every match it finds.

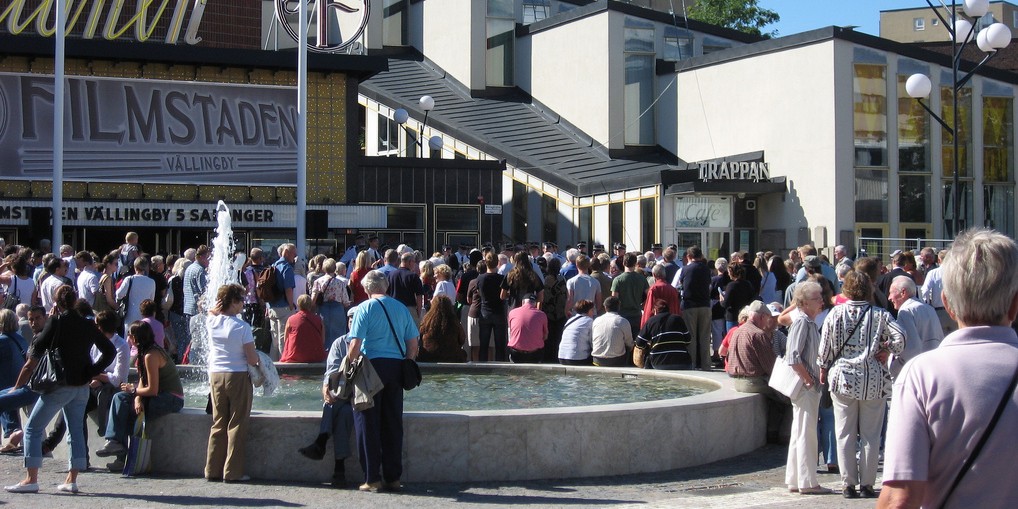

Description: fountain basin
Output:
[62,363,766,483]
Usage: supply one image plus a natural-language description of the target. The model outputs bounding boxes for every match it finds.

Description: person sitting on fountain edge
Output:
[297,305,356,488]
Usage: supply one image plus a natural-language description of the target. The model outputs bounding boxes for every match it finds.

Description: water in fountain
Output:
[184,201,277,396]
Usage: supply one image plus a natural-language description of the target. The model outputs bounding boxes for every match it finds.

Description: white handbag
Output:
[768,355,804,399]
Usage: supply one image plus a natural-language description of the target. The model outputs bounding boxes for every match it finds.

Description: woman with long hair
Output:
[769,256,792,298]
[417,295,467,363]
[96,321,184,471]
[501,252,544,310]
[721,263,755,332]
[0,248,38,312]
[204,284,259,483]
[541,258,568,363]
[349,251,373,306]
[756,253,779,304]
[4,285,115,494]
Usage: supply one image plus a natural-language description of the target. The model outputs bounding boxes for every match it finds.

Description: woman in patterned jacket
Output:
[818,270,904,499]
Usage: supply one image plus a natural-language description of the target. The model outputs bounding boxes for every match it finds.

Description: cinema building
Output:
[2,1,1017,259]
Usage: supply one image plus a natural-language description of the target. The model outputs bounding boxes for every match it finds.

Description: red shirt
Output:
[641,280,680,327]
[507,302,548,352]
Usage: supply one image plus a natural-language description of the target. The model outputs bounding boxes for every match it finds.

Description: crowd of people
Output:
[0,229,1013,504]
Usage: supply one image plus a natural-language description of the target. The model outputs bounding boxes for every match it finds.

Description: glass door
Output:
[705,230,731,261]
[675,232,702,254]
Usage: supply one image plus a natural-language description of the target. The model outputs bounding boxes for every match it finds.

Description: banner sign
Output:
[0,0,208,45]
[674,196,731,229]
[0,201,387,229]
[0,73,299,185]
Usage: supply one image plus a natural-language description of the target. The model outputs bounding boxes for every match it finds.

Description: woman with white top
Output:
[204,284,259,483]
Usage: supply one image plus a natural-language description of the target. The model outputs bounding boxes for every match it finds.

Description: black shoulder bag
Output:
[378,300,422,391]
[938,360,1018,509]
[3,278,20,310]
[29,315,67,394]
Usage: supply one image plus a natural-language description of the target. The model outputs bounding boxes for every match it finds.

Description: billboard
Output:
[0,73,299,185]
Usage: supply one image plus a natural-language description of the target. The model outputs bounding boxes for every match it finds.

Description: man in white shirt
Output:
[919,249,956,335]
[591,296,633,367]
[888,276,944,379]
[115,257,156,335]
[38,257,69,314]
[75,251,100,307]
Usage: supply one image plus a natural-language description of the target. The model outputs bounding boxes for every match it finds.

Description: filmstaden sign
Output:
[0,73,299,185]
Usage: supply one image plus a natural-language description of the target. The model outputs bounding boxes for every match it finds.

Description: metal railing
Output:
[855,237,953,261]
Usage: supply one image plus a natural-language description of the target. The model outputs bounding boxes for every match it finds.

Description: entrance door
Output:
[675,230,731,261]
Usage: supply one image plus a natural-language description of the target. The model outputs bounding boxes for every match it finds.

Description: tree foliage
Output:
[686,0,781,38]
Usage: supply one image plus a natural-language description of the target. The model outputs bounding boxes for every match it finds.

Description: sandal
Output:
[0,444,23,455]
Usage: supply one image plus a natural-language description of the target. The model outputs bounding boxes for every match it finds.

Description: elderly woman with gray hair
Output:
[346,270,419,493]
[783,281,832,495]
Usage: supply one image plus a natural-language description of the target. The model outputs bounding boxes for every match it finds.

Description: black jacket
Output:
[30,311,115,386]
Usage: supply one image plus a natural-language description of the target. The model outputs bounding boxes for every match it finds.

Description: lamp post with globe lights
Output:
[904,0,1011,236]
[394,95,444,158]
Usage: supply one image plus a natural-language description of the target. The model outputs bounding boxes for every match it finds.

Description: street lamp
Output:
[393,95,444,158]
[903,0,1011,236]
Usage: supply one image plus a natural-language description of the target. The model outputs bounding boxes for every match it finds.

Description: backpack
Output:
[256,264,280,302]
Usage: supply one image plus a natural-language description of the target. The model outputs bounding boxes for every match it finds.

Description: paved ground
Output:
[0,444,885,508]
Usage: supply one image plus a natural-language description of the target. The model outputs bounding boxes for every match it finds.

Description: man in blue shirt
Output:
[376,249,399,276]
[268,243,297,360]
[386,253,424,323]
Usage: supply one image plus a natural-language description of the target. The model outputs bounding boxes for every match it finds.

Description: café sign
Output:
[674,196,731,229]
[1,0,208,45]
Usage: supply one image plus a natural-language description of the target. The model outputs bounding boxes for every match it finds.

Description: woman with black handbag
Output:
[345,270,419,493]
[4,285,115,494]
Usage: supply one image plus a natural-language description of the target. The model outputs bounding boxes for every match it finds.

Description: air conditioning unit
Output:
[745,199,757,211]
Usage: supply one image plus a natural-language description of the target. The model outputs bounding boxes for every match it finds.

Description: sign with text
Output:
[0,73,299,185]
[483,204,502,215]
[674,196,731,229]
[0,201,387,229]
[697,161,770,183]
[0,0,209,45]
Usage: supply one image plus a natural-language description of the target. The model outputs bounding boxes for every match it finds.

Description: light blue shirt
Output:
[349,296,419,360]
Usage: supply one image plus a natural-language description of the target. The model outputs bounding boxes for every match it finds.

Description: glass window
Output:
[486,17,514,87]
[382,0,408,46]
[855,168,888,223]
[522,0,550,24]
[854,64,888,167]
[897,75,930,172]
[640,198,655,249]
[702,43,730,55]
[624,54,654,146]
[941,85,972,177]
[609,202,623,248]
[376,113,400,154]
[436,206,479,231]
[512,180,527,242]
[899,174,932,223]
[943,180,974,237]
[624,28,654,53]
[914,17,925,30]
[387,206,424,230]
[578,207,592,246]
[663,36,692,61]
[983,96,1014,183]
[985,185,1015,236]
[542,195,557,243]
[487,0,513,18]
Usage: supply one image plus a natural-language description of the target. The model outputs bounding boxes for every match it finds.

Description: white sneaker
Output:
[95,440,125,457]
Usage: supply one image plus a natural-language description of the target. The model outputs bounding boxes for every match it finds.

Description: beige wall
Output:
[880,4,1017,43]
[419,0,483,90]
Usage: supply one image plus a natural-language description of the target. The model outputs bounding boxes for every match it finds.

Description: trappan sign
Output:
[0,73,299,185]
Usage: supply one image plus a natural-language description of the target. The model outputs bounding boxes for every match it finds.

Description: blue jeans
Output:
[319,401,354,458]
[24,385,89,470]
[105,390,184,447]
[818,404,837,465]
[0,386,39,437]
[169,312,190,363]
[319,301,347,351]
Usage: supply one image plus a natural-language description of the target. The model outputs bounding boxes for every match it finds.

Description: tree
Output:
[686,0,780,38]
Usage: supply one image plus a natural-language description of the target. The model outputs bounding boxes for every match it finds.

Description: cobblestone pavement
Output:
[0,444,884,508]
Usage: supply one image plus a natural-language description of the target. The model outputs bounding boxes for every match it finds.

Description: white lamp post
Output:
[904,0,1011,236]
[393,95,442,158]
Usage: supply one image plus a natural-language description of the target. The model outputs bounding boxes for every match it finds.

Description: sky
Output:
[757,1,944,38]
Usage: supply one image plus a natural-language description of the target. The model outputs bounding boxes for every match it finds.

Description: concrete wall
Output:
[418,0,482,91]
[524,12,613,146]
[56,367,765,483]
[675,41,842,250]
